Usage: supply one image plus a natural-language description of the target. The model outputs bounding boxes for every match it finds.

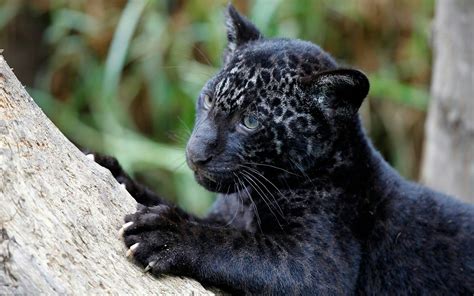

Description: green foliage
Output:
[1,0,434,214]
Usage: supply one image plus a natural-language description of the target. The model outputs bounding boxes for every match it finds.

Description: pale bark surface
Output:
[421,0,474,202]
[0,55,213,295]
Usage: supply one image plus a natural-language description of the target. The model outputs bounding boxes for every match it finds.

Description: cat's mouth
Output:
[192,167,239,193]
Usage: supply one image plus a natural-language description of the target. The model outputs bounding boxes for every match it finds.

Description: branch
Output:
[0,55,213,295]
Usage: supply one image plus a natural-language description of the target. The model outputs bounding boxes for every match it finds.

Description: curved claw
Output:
[144,260,157,272]
[126,242,140,258]
[118,221,134,237]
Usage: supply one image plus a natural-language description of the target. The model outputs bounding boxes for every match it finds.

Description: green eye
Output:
[202,94,213,109]
[242,114,260,130]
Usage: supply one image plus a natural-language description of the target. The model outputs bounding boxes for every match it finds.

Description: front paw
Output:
[120,205,194,275]
[84,152,136,191]
[84,152,126,180]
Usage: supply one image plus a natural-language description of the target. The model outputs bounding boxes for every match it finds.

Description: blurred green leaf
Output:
[369,74,430,110]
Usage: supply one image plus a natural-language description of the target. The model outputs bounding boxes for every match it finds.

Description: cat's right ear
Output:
[223,4,262,64]
[301,69,370,118]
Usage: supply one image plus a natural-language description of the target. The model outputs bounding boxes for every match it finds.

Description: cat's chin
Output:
[193,171,239,194]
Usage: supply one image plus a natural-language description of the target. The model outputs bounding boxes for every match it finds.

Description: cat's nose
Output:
[186,134,215,170]
[186,118,218,170]
[186,148,213,170]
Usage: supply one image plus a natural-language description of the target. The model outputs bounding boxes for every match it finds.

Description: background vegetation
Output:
[0,0,434,215]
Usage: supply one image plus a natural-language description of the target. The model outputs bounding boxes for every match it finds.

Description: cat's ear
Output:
[301,69,369,116]
[223,4,262,63]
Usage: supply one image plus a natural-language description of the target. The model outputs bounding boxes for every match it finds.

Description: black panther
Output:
[89,5,474,295]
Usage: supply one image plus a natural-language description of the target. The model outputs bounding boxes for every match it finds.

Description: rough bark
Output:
[421,0,474,202]
[0,55,213,295]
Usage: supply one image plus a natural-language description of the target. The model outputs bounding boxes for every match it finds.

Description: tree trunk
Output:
[0,55,213,295]
[421,0,474,202]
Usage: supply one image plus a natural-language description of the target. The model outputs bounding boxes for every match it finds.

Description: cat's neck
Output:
[293,117,404,197]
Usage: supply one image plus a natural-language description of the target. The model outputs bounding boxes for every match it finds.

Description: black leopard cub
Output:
[89,5,474,295]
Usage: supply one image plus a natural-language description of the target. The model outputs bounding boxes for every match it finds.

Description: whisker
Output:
[240,169,285,218]
[167,131,189,145]
[171,159,187,172]
[240,164,289,202]
[216,178,222,193]
[225,178,241,227]
[239,172,283,230]
[192,44,214,67]
[234,172,262,233]
[177,116,192,136]
[288,156,315,186]
[243,161,300,176]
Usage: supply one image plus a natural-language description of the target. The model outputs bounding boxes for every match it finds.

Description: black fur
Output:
[91,5,474,295]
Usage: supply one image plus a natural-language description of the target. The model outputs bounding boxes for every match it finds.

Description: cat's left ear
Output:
[224,4,262,63]
[302,69,370,116]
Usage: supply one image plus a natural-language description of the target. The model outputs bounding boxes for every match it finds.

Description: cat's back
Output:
[358,180,474,295]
